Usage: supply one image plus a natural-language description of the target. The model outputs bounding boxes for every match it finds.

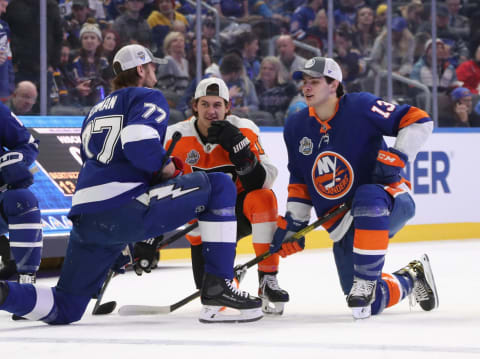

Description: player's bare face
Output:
[301,76,331,107]
[143,63,158,88]
[195,96,229,137]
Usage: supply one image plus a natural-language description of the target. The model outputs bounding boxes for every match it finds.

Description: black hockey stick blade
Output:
[93,300,117,315]
[92,269,115,315]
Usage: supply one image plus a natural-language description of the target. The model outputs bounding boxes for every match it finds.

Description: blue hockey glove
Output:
[270,212,309,258]
[371,148,408,185]
[0,152,33,189]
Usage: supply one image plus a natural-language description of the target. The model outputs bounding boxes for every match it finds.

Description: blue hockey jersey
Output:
[69,87,170,216]
[0,103,39,180]
[284,92,432,239]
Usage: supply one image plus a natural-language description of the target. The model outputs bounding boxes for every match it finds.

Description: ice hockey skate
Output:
[199,272,263,323]
[11,273,37,320]
[395,253,439,311]
[258,272,289,315]
[346,277,377,319]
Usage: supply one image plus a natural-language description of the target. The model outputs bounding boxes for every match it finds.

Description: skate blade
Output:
[351,306,371,320]
[199,306,263,323]
[261,298,285,315]
[419,254,439,310]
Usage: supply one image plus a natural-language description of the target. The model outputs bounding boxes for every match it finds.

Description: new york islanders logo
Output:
[311,151,354,199]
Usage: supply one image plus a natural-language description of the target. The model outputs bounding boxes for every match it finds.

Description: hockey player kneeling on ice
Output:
[163,77,289,316]
[0,44,262,324]
[0,103,43,320]
[269,57,439,320]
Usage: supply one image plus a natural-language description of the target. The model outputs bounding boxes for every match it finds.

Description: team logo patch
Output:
[186,150,200,165]
[305,58,316,68]
[299,137,313,155]
[311,151,354,199]
[137,51,146,61]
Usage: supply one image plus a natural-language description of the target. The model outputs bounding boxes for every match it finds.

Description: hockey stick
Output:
[92,222,199,315]
[117,202,350,316]
[92,131,183,315]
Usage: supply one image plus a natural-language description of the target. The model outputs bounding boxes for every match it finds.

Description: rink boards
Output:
[18,117,480,259]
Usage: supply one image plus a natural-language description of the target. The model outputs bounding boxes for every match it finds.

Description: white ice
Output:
[1,239,479,359]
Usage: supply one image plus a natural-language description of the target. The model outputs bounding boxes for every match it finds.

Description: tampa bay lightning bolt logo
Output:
[186,150,200,165]
[311,151,354,199]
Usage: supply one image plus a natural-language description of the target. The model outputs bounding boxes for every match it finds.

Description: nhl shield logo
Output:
[311,151,354,199]
[186,150,200,165]
[299,137,313,155]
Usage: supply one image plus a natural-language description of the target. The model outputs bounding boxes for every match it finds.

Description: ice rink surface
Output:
[0,239,479,359]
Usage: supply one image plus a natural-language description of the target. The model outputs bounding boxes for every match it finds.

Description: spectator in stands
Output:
[254,56,297,125]
[112,0,152,47]
[219,52,259,117]
[352,6,377,58]
[202,16,221,62]
[456,43,480,95]
[211,0,248,19]
[439,87,480,127]
[71,21,110,107]
[6,81,38,115]
[333,23,364,91]
[156,30,190,111]
[253,0,295,31]
[148,0,189,56]
[400,1,424,36]
[103,0,126,21]
[374,3,387,33]
[410,38,457,93]
[101,29,121,64]
[370,16,415,77]
[101,29,121,82]
[276,35,307,77]
[446,0,470,40]
[305,8,328,54]
[0,0,14,102]
[290,0,323,40]
[63,0,91,50]
[418,4,469,67]
[187,37,213,80]
[334,0,357,27]
[4,0,63,85]
[241,31,260,81]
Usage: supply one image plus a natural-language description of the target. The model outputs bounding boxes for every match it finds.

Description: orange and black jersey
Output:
[165,115,278,194]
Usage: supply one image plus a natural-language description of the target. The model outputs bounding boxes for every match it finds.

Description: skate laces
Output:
[351,278,376,297]
[262,275,281,290]
[18,274,36,284]
[406,261,429,307]
[225,279,248,298]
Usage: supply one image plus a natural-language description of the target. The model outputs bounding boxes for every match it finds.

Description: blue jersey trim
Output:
[433,127,480,133]
[20,116,84,128]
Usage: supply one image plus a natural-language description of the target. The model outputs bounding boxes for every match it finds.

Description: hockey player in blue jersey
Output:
[270,57,439,319]
[0,44,263,324]
[0,102,42,289]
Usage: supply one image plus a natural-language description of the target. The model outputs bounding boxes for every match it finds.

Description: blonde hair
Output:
[163,31,185,56]
[257,56,289,85]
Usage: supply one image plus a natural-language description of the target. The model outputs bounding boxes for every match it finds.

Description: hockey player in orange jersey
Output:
[164,77,289,315]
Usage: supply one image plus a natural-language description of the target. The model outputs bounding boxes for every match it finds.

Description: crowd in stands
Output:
[0,0,480,127]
